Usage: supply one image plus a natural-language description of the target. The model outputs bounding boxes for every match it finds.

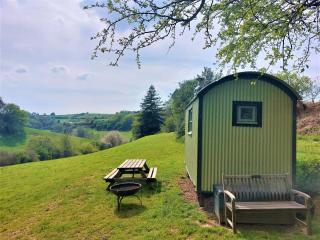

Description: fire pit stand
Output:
[109,182,142,211]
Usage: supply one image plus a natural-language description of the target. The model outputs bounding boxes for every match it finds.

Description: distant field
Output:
[0,128,93,153]
[0,133,319,239]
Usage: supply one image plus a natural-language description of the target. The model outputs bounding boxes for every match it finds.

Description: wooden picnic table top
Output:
[117,159,147,170]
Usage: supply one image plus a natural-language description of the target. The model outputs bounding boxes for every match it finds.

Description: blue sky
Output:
[1,0,319,114]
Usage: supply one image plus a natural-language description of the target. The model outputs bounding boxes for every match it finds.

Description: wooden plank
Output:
[134,159,143,168]
[110,169,120,179]
[104,168,119,179]
[132,159,140,168]
[118,160,128,169]
[226,201,307,210]
[139,159,146,169]
[147,168,154,178]
[127,160,135,168]
[151,167,157,178]
[123,159,131,168]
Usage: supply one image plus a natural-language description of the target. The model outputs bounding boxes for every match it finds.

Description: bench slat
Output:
[104,168,120,180]
[147,167,157,179]
[226,201,306,210]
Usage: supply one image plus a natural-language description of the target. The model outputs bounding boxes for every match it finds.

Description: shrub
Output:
[296,159,320,194]
[101,131,124,148]
[26,135,62,160]
[61,135,75,157]
[73,127,94,139]
[16,150,39,163]
[80,142,98,154]
[0,151,19,166]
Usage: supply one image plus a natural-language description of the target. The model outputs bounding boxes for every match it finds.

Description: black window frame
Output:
[188,108,193,134]
[232,101,262,127]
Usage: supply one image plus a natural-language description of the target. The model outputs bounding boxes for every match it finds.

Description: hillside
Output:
[0,128,93,153]
[0,133,319,239]
[298,102,320,135]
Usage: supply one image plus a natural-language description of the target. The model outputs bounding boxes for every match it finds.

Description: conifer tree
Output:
[133,85,162,139]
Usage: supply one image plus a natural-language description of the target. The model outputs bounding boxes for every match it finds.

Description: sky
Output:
[1,0,319,114]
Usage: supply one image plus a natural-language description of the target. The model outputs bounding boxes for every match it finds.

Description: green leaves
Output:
[85,0,319,71]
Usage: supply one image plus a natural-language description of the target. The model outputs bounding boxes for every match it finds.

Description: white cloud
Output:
[15,65,28,74]
[51,65,68,74]
[76,72,92,80]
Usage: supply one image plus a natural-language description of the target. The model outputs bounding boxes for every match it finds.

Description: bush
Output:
[73,127,94,139]
[80,142,98,154]
[26,135,62,160]
[0,151,19,166]
[297,159,320,194]
[101,131,124,148]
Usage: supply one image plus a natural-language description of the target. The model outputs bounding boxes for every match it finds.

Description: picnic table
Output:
[104,159,157,188]
[117,159,150,178]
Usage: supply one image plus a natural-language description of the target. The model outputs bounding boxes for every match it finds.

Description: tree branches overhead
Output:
[84,0,320,71]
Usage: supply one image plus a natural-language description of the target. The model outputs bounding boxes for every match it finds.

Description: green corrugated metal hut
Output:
[185,71,301,193]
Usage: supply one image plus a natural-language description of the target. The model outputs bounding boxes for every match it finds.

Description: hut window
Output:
[232,101,262,127]
[188,109,193,134]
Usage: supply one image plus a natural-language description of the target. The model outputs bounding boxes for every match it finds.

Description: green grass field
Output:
[0,133,319,239]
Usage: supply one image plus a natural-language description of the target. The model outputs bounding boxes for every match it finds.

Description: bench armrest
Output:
[291,189,311,206]
[224,190,236,202]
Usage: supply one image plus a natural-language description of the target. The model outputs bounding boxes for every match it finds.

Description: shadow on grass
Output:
[113,204,147,218]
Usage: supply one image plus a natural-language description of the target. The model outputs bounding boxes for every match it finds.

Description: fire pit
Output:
[109,182,142,210]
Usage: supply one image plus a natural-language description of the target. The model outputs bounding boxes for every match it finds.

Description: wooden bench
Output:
[147,167,157,182]
[222,174,312,235]
[104,168,121,189]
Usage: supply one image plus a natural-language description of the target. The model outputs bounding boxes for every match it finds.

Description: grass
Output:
[297,134,320,163]
[0,133,319,239]
[0,128,93,153]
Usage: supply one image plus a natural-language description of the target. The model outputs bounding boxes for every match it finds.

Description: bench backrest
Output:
[222,174,291,201]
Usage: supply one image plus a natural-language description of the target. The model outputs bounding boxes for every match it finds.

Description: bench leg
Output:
[231,207,236,234]
[306,203,312,235]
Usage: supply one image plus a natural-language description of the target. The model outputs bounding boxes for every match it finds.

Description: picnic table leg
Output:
[144,162,150,173]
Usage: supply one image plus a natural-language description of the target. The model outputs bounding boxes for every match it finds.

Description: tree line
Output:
[132,69,320,140]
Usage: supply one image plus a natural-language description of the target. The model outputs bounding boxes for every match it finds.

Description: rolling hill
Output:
[0,133,319,239]
[0,128,93,153]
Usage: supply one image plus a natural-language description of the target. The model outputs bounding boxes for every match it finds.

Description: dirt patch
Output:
[178,176,198,204]
[178,176,219,227]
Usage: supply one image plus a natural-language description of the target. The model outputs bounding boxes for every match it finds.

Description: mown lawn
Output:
[0,133,319,239]
[0,128,93,153]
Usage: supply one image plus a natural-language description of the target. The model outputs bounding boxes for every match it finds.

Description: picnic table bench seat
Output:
[104,168,121,182]
[223,174,312,235]
[147,167,157,182]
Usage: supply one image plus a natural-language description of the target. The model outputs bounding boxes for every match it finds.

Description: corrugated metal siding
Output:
[201,79,293,192]
[185,98,199,186]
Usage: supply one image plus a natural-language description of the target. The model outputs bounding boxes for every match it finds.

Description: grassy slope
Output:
[0,133,319,240]
[0,128,93,153]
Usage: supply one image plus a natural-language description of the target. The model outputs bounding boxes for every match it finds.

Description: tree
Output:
[133,85,163,139]
[85,1,319,71]
[276,71,312,98]
[0,102,28,136]
[196,67,222,88]
[308,77,320,103]
[170,79,198,137]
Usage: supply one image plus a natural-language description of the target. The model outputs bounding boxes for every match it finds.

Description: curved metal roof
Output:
[188,71,301,107]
